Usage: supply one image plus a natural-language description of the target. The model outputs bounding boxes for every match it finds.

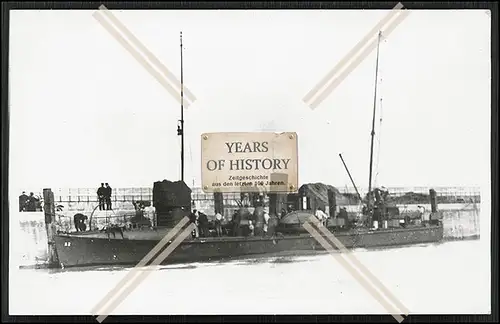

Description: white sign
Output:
[201,132,298,193]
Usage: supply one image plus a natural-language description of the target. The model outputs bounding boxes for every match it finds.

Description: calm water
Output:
[9,240,490,315]
[9,206,489,315]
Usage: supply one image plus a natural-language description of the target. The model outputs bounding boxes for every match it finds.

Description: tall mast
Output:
[367,31,382,223]
[179,31,185,183]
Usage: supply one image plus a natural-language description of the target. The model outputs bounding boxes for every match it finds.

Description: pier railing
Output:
[22,186,481,212]
[49,187,154,203]
[337,186,481,205]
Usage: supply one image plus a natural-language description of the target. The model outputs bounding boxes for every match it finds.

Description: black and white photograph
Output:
[5,3,494,320]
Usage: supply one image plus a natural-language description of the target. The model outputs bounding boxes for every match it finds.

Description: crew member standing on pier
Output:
[26,192,40,212]
[97,183,105,210]
[19,191,28,212]
[104,183,113,210]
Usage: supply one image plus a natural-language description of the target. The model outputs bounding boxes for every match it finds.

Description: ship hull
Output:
[53,224,444,268]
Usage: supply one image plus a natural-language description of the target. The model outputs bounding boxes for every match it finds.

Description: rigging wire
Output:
[373,36,388,189]
[374,96,383,187]
[189,142,195,187]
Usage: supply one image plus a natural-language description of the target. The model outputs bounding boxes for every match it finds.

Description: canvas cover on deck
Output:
[280,210,315,225]
[299,183,340,201]
[298,183,341,211]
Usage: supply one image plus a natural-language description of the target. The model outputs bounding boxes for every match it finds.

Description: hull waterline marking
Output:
[91,217,194,322]
[93,5,197,108]
[304,217,409,323]
[302,3,409,110]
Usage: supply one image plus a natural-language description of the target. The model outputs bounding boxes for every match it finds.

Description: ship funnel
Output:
[153,180,192,227]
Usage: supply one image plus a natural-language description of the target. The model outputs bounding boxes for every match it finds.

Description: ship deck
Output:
[57,224,438,242]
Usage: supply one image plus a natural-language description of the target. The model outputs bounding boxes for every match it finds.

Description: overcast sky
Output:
[9,9,491,192]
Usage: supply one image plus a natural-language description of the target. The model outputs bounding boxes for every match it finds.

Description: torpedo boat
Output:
[51,31,443,269]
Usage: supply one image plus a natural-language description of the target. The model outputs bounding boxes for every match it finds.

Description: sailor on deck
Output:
[263,211,270,236]
[315,207,328,226]
[214,211,223,237]
[418,205,429,224]
[189,209,200,238]
[198,211,209,237]
[248,220,255,236]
